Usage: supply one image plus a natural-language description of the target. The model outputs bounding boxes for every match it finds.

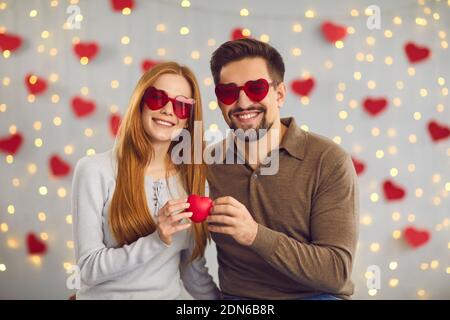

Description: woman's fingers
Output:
[165,198,188,207]
[157,199,192,245]
[163,200,190,216]
[171,221,192,233]
[168,211,193,224]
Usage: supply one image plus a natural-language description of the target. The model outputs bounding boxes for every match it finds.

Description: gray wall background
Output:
[0,0,449,299]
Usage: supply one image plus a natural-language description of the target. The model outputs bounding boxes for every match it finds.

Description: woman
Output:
[71,62,219,299]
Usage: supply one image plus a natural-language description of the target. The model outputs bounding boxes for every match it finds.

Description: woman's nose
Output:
[160,100,174,116]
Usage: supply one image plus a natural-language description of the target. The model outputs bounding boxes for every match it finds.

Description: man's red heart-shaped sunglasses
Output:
[215,78,275,105]
[142,86,194,120]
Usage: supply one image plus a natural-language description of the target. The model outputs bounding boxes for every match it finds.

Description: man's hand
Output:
[207,196,258,246]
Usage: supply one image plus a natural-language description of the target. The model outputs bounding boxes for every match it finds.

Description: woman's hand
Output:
[157,198,192,246]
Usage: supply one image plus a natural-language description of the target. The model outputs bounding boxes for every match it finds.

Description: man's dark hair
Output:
[210,38,285,85]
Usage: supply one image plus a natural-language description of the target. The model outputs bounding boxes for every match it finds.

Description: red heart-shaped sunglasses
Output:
[215,78,275,105]
[142,86,194,119]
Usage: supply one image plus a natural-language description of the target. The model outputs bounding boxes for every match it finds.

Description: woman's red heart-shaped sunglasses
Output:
[142,86,194,119]
[215,78,275,105]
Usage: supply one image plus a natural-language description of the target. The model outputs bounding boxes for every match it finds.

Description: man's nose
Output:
[235,88,252,107]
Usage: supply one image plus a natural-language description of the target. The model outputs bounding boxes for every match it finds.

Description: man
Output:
[206,38,359,300]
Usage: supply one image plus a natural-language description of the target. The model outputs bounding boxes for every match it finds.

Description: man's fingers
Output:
[207,214,235,226]
[208,224,234,235]
[213,196,243,209]
[210,204,240,216]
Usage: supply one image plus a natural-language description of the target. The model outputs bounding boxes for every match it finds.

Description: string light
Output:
[38,187,48,196]
[179,26,189,35]
[0,223,8,232]
[121,36,130,45]
[292,48,302,56]
[157,48,166,56]
[389,261,398,270]
[240,8,249,17]
[191,50,200,60]
[110,80,119,89]
[181,0,191,8]
[208,101,218,110]
[50,43,61,56]
[29,256,42,267]
[292,23,302,33]
[260,34,270,43]
[389,278,399,287]
[156,23,166,32]
[38,212,47,221]
[304,10,315,18]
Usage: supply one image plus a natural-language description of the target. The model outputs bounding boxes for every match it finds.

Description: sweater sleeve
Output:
[179,237,220,300]
[249,152,359,293]
[71,156,168,287]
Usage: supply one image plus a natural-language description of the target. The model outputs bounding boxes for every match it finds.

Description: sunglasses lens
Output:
[244,79,270,102]
[173,96,194,119]
[215,83,239,105]
[144,87,167,110]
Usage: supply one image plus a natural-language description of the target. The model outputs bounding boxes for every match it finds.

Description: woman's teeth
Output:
[153,119,174,127]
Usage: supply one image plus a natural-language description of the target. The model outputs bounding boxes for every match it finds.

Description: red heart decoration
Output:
[383,180,406,201]
[73,42,99,60]
[404,42,430,64]
[321,21,347,43]
[187,195,212,223]
[0,32,23,52]
[141,59,160,73]
[49,155,71,177]
[363,97,388,116]
[27,232,47,255]
[427,120,450,142]
[110,114,121,137]
[291,78,315,97]
[0,133,23,155]
[111,0,134,11]
[231,28,250,41]
[403,226,430,248]
[351,157,366,176]
[25,74,47,95]
[71,97,96,118]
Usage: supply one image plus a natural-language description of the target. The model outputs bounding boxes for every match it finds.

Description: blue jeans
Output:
[221,293,341,300]
[301,294,341,300]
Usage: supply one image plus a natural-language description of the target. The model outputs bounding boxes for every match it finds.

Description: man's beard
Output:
[228,105,273,142]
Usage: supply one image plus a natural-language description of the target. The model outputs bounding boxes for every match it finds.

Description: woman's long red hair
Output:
[109,62,209,261]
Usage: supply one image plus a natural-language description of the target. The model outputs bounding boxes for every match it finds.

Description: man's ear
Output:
[276,82,286,108]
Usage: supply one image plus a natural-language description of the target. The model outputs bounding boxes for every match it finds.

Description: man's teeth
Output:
[236,112,259,120]
[154,119,174,127]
